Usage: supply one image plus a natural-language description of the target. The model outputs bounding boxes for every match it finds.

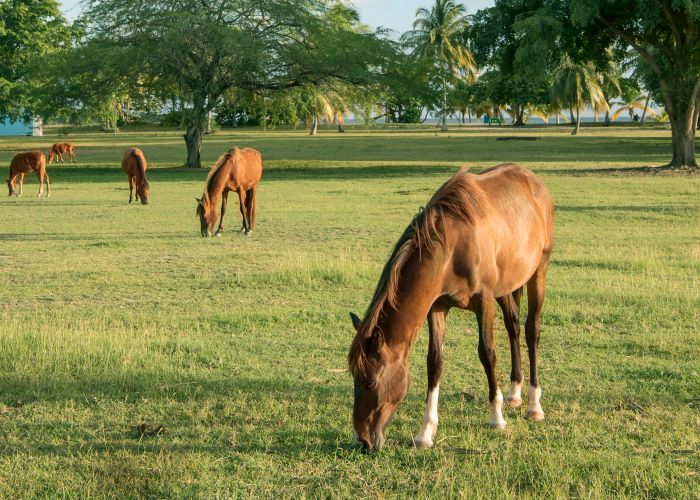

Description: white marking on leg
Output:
[527,385,544,421]
[489,388,507,430]
[508,381,523,407]
[414,383,439,448]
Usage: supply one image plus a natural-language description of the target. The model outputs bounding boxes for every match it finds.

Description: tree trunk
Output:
[669,106,698,167]
[571,109,581,135]
[604,110,610,127]
[639,93,652,125]
[468,109,472,124]
[184,124,203,168]
[441,76,448,132]
[310,116,318,136]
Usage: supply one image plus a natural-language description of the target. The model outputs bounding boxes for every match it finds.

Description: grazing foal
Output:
[348,164,554,452]
[121,148,150,204]
[7,151,50,197]
[48,143,76,163]
[196,147,262,237]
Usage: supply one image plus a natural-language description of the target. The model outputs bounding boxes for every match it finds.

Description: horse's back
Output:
[451,163,553,296]
[10,151,45,173]
[121,148,146,175]
[230,147,262,187]
[476,163,553,241]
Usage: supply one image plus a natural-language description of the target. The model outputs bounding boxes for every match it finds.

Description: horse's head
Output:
[138,179,150,205]
[349,312,409,453]
[195,197,216,237]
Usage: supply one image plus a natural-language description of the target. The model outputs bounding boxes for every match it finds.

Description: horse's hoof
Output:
[215,232,222,238]
[414,439,433,449]
[527,411,545,422]
[507,398,522,408]
[489,420,507,431]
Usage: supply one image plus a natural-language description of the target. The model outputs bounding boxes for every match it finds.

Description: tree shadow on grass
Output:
[27,165,463,185]
[0,375,359,459]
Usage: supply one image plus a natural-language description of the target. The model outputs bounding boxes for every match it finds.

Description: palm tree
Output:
[296,83,349,136]
[402,0,477,132]
[611,92,656,123]
[551,55,610,135]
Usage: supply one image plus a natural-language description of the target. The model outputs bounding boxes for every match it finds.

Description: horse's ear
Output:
[195,197,201,203]
[349,312,361,332]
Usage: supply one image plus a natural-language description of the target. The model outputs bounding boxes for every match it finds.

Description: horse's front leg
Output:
[18,173,24,196]
[44,172,50,197]
[215,191,229,237]
[128,175,134,203]
[414,305,448,449]
[477,293,506,430]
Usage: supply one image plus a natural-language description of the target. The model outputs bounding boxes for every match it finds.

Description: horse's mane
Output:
[202,149,235,202]
[348,169,487,380]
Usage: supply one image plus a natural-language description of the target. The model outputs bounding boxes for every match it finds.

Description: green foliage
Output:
[0,0,73,121]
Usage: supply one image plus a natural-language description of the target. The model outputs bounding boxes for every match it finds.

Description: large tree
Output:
[0,0,73,122]
[83,0,387,168]
[505,0,698,166]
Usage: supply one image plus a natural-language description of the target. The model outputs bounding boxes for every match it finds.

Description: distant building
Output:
[0,116,43,137]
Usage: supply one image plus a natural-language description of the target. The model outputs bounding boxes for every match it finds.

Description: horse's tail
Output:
[37,152,46,172]
[132,150,148,185]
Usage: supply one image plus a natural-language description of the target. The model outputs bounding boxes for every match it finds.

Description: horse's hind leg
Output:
[37,171,44,197]
[237,188,250,235]
[245,187,256,233]
[8,174,18,196]
[45,172,50,197]
[128,175,134,203]
[497,287,524,408]
[477,293,506,430]
[215,191,229,236]
[414,305,447,449]
[18,173,25,196]
[525,257,551,421]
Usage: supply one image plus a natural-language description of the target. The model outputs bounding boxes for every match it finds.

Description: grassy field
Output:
[0,125,698,497]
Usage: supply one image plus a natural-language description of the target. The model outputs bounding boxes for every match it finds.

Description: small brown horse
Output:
[348,164,554,452]
[121,148,150,204]
[7,151,50,197]
[48,143,76,163]
[196,147,262,237]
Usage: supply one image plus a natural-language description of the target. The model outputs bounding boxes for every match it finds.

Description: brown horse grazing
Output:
[121,148,150,204]
[7,151,50,197]
[348,164,554,452]
[48,143,76,163]
[196,147,262,237]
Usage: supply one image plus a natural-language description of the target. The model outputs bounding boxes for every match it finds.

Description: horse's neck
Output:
[380,248,446,357]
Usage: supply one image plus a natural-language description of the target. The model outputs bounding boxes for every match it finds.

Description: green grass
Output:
[0,125,698,497]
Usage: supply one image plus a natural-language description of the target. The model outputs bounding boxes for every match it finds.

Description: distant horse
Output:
[348,164,554,452]
[7,151,50,197]
[121,148,150,204]
[196,147,262,237]
[48,143,76,163]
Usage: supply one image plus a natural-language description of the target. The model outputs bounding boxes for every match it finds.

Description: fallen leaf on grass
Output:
[618,399,648,416]
[135,424,165,438]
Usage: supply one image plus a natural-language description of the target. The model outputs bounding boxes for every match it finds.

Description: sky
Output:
[59,1,496,33]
